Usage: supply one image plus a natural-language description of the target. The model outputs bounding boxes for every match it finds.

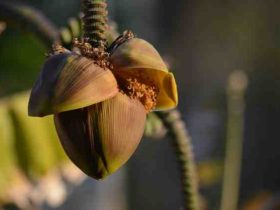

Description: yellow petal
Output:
[157,71,178,110]
[29,53,119,117]
[110,38,178,110]
[54,93,146,179]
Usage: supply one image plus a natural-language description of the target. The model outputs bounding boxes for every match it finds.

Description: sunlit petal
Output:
[28,53,119,117]
[110,38,178,110]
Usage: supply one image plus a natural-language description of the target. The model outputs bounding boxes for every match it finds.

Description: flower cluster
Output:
[28,31,178,179]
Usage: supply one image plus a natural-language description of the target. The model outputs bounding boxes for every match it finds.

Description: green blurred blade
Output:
[9,92,59,179]
[43,115,68,164]
[0,99,17,199]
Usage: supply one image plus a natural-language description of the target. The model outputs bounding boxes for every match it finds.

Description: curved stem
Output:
[156,110,200,210]
[82,0,108,47]
[0,0,60,47]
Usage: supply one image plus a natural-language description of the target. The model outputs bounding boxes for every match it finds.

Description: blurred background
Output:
[1,0,280,210]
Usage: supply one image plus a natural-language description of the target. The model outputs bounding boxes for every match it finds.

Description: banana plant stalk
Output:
[157,111,200,210]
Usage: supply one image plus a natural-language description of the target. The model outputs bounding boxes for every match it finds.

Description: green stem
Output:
[82,0,108,47]
[220,70,248,210]
[156,110,200,210]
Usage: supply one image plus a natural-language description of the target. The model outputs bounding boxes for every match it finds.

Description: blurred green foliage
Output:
[0,100,17,199]
[0,29,45,96]
[0,0,82,96]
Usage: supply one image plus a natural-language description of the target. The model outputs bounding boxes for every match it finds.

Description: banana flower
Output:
[28,31,178,179]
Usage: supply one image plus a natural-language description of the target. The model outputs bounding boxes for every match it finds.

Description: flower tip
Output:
[167,72,179,107]
[154,72,178,110]
[54,93,146,180]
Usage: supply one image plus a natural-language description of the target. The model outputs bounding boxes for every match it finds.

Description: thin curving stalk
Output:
[0,0,60,47]
[156,110,200,210]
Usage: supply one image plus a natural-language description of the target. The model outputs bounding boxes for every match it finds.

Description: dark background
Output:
[1,1,280,210]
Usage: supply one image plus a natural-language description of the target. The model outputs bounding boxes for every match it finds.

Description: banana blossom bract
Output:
[28,32,178,179]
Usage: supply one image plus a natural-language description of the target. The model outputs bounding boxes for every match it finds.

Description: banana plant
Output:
[0,1,200,210]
